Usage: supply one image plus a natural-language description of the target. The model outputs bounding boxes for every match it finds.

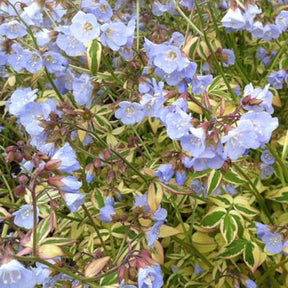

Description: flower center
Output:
[83,21,93,32]
[125,106,135,117]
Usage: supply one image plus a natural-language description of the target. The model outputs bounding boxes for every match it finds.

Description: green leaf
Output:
[220,213,238,244]
[207,170,222,195]
[234,204,258,218]
[87,40,102,76]
[37,217,52,243]
[219,238,247,258]
[223,169,246,184]
[41,237,77,246]
[244,242,255,270]
[230,211,244,237]
[202,207,226,228]
[211,194,233,208]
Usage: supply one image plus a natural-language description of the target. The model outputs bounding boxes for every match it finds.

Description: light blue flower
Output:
[0,20,27,39]
[115,101,145,125]
[0,259,36,288]
[262,232,283,254]
[13,204,39,230]
[138,264,164,288]
[99,198,115,223]
[70,11,100,43]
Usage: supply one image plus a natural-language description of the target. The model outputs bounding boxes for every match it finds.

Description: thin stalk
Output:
[82,204,108,254]
[172,0,204,37]
[194,1,237,102]
[14,256,101,288]
[131,126,152,160]
[233,163,273,224]
[267,144,288,183]
[136,0,140,51]
[0,173,15,202]
[74,124,149,184]
[281,129,288,161]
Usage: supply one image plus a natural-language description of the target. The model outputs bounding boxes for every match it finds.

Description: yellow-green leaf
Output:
[85,256,110,278]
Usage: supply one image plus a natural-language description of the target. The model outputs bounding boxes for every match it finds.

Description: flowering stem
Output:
[131,126,152,160]
[136,0,140,51]
[82,204,108,254]
[194,1,237,102]
[232,163,273,224]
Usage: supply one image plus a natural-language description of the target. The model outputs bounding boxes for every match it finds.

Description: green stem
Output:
[14,256,101,288]
[131,126,152,160]
[194,1,237,102]
[281,129,288,161]
[0,173,15,202]
[232,163,273,224]
[267,144,288,183]
[82,204,108,254]
[265,37,288,76]
[172,0,204,37]
[136,0,140,51]
[73,124,149,184]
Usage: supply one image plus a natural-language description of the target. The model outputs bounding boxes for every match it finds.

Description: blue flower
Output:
[153,45,188,74]
[81,0,113,22]
[222,49,235,67]
[190,180,203,195]
[267,70,287,89]
[255,222,270,239]
[154,164,174,184]
[165,108,192,140]
[245,279,257,288]
[134,194,150,213]
[180,0,194,10]
[70,11,100,43]
[99,198,115,223]
[260,164,274,179]
[20,2,43,26]
[63,193,86,213]
[194,263,204,275]
[221,7,246,30]
[0,259,36,288]
[100,21,130,51]
[48,176,82,193]
[146,221,164,248]
[0,20,27,39]
[192,75,213,95]
[72,73,93,108]
[152,206,167,222]
[152,0,176,16]
[19,102,52,136]
[175,170,187,185]
[262,232,283,254]
[6,87,38,117]
[23,51,43,73]
[180,127,206,157]
[261,150,275,165]
[222,119,259,160]
[276,10,288,32]
[56,28,86,57]
[13,204,39,230]
[50,143,80,174]
[138,264,164,288]
[7,44,27,72]
[256,47,267,61]
[241,111,278,146]
[115,101,145,125]
[263,24,281,41]
[43,51,68,74]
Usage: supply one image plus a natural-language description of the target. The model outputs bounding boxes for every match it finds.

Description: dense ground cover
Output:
[1,0,288,287]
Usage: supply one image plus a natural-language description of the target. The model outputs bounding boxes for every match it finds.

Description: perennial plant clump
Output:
[1,0,288,287]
